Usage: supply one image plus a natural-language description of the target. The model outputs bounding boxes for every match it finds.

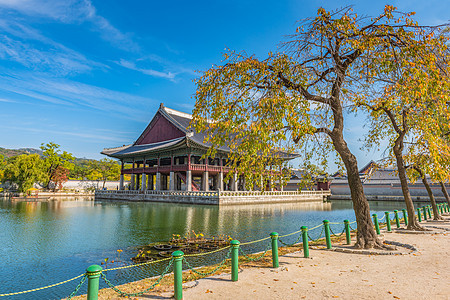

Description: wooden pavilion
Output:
[102,103,298,192]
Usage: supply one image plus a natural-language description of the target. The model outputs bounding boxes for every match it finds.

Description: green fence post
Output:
[385,212,391,232]
[422,206,427,221]
[427,206,432,219]
[231,240,240,282]
[86,265,102,300]
[270,232,279,268]
[172,250,184,300]
[440,204,443,214]
[323,220,332,249]
[402,209,408,226]
[394,210,400,228]
[417,208,422,222]
[344,220,351,245]
[301,226,309,258]
[372,214,380,235]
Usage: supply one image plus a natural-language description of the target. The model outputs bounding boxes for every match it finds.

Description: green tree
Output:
[69,160,91,180]
[87,159,120,189]
[0,154,6,183]
[192,6,443,248]
[3,154,45,192]
[40,142,75,189]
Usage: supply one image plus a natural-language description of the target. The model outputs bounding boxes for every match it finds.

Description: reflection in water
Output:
[0,197,410,299]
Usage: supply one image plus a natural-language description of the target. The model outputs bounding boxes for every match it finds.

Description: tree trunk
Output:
[418,171,442,220]
[393,146,422,230]
[331,133,383,248]
[439,181,450,207]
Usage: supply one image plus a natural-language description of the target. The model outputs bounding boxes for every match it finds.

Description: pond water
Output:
[0,197,421,299]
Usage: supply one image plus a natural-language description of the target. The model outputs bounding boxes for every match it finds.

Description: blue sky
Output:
[0,1,448,170]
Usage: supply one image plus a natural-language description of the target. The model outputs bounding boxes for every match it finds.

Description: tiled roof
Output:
[102,103,299,160]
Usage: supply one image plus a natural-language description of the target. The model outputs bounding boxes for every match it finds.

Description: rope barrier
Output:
[279,233,302,247]
[103,257,172,272]
[101,258,174,297]
[239,245,271,261]
[330,227,346,237]
[240,236,271,246]
[0,273,86,297]
[183,249,232,276]
[308,227,325,242]
[184,246,230,257]
[67,275,87,300]
[279,228,302,238]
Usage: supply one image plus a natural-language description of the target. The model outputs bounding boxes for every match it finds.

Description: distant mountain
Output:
[0,147,43,158]
[18,148,44,155]
[0,147,97,163]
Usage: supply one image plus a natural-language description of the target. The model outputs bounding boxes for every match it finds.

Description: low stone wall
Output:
[330,194,448,202]
[95,190,330,205]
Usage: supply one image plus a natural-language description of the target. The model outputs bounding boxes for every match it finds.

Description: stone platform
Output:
[95,190,331,205]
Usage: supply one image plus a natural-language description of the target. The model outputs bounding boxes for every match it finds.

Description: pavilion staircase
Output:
[176,172,200,191]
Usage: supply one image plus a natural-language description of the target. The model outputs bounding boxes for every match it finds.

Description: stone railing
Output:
[218,190,331,197]
[96,189,330,197]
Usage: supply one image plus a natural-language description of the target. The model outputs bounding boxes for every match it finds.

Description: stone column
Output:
[119,174,124,190]
[169,171,175,190]
[186,170,192,191]
[202,171,209,191]
[130,174,135,190]
[231,173,238,191]
[218,172,224,191]
[148,174,153,190]
[141,173,146,191]
[156,172,161,191]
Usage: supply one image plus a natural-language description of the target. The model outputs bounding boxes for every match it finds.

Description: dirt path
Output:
[179,222,450,300]
[88,219,450,300]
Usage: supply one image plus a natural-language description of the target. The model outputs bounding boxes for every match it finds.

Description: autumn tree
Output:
[3,154,45,192]
[40,142,75,189]
[356,17,449,229]
[52,166,70,191]
[192,6,431,248]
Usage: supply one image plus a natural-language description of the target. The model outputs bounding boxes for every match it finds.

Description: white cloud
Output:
[2,124,127,143]
[0,70,157,120]
[116,57,196,80]
[0,19,108,75]
[117,59,176,80]
[0,0,139,52]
